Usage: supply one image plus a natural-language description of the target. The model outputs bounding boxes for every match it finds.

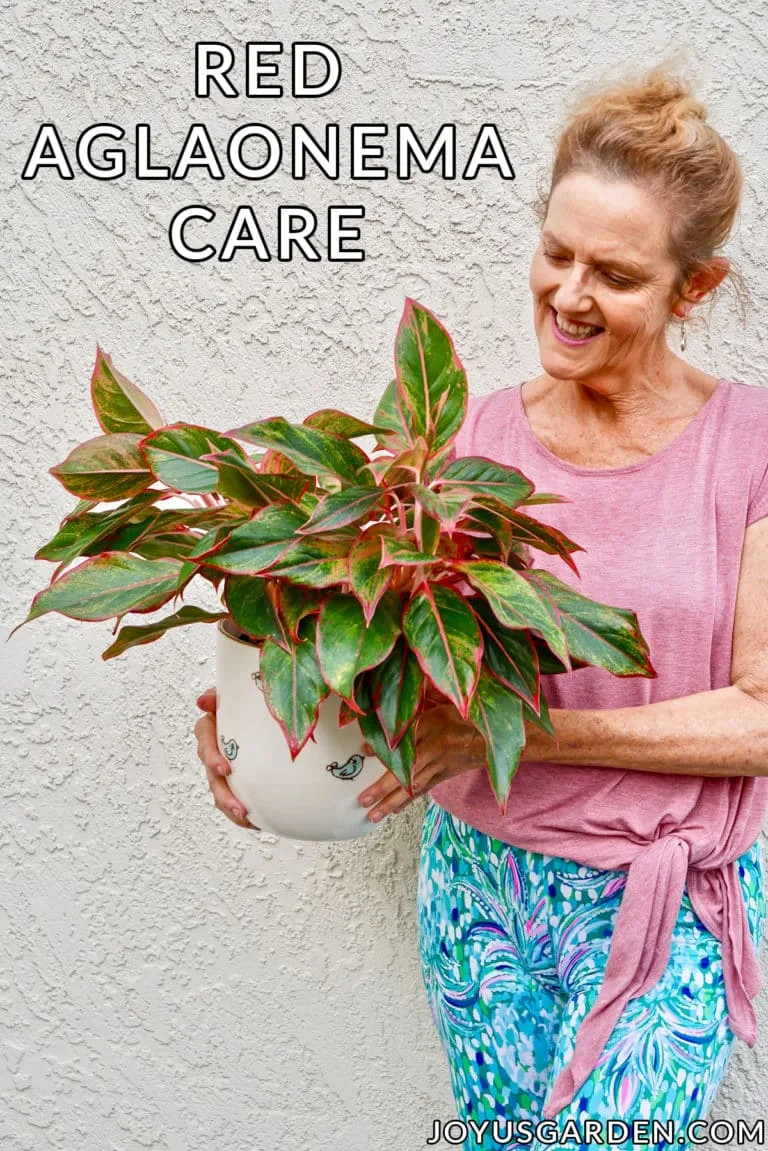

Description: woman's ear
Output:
[671,256,730,318]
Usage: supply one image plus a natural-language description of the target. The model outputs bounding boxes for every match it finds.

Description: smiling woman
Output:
[407,58,768,1146]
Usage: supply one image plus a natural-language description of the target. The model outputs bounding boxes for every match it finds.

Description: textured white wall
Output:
[3,2,768,1148]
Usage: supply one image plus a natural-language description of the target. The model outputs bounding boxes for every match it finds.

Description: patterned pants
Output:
[417,798,766,1151]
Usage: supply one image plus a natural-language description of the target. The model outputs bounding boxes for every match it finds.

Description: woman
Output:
[195,65,768,1148]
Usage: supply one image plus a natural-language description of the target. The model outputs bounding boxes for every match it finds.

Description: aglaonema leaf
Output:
[131,530,203,561]
[201,447,309,507]
[78,505,245,566]
[471,596,543,716]
[223,574,286,645]
[198,504,309,574]
[436,456,535,512]
[91,345,166,435]
[259,615,331,759]
[413,482,473,531]
[369,637,423,750]
[140,425,248,495]
[532,636,588,675]
[315,592,368,700]
[257,538,352,588]
[174,521,249,591]
[394,298,467,452]
[372,378,411,452]
[380,537,442,568]
[480,507,584,575]
[356,674,416,790]
[526,569,657,679]
[276,583,325,643]
[355,590,403,674]
[348,534,392,625]
[224,416,373,486]
[458,505,514,556]
[8,553,184,639]
[295,486,384,535]
[49,434,154,500]
[453,560,571,670]
[101,605,227,660]
[520,491,572,507]
[302,409,385,438]
[34,489,161,564]
[468,667,527,816]
[522,692,555,739]
[402,582,482,719]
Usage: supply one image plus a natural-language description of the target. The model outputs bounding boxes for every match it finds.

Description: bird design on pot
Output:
[326,753,365,780]
[221,736,239,761]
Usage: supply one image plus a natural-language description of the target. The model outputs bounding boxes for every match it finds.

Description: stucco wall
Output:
[3,2,768,1148]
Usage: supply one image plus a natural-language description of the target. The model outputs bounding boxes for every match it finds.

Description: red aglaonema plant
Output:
[10,298,656,814]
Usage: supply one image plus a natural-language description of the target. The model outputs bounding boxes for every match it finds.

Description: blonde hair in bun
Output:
[533,53,749,325]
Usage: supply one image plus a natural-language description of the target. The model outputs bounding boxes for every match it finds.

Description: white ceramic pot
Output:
[215,617,387,841]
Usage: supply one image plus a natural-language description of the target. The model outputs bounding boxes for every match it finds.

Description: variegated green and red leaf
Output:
[140,425,248,495]
[368,637,423,750]
[259,616,331,759]
[35,489,161,565]
[50,433,154,501]
[276,582,325,644]
[101,605,227,660]
[394,298,467,452]
[222,574,287,647]
[348,534,392,625]
[196,504,309,575]
[380,536,442,568]
[91,345,166,435]
[257,538,351,588]
[372,378,412,452]
[471,596,542,716]
[224,416,374,486]
[453,560,571,670]
[8,553,184,640]
[355,589,404,675]
[355,673,417,791]
[316,592,369,701]
[295,486,385,535]
[302,408,385,439]
[402,582,483,719]
[467,667,527,815]
[473,507,584,574]
[200,447,309,507]
[436,456,535,512]
[526,569,657,679]
[413,482,474,532]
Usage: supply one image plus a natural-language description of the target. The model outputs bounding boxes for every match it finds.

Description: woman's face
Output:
[528,170,684,381]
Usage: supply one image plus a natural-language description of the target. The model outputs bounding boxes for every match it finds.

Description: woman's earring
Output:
[680,316,687,353]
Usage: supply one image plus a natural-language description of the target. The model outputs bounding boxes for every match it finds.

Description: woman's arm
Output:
[522,516,768,779]
[522,686,768,777]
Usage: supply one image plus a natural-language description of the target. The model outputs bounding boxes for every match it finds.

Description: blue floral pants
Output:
[417,798,766,1150]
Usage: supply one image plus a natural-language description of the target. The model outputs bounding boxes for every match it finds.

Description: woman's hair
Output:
[532,56,750,326]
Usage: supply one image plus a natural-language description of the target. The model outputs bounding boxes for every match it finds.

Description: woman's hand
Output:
[357,694,487,822]
[195,686,262,831]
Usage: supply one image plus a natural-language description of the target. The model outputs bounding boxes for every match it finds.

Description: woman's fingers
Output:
[194,697,260,830]
[196,686,217,712]
[358,762,434,821]
[194,710,230,777]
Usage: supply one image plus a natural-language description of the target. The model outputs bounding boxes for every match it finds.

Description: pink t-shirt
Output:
[429,377,768,1118]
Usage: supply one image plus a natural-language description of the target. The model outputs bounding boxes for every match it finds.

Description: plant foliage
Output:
[11,299,656,813]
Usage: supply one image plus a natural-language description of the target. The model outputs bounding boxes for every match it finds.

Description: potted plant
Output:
[10,298,655,841]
